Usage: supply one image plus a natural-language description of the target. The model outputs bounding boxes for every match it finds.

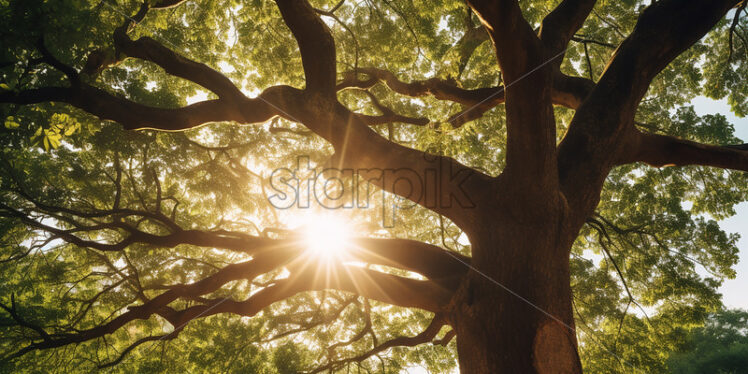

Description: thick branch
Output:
[275,0,337,95]
[466,0,543,81]
[558,0,741,222]
[3,1,298,132]
[552,73,595,109]
[348,238,470,290]
[2,191,468,283]
[623,131,748,171]
[539,0,598,56]
[104,1,239,98]
[112,32,245,100]
[0,83,292,131]
[466,1,559,197]
[83,1,188,75]
[280,264,451,312]
[3,197,462,359]
[270,0,493,227]
[319,103,491,227]
[4,0,496,229]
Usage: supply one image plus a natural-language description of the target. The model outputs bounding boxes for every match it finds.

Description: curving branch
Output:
[3,249,294,358]
[1,169,470,278]
[0,195,468,290]
[571,35,617,49]
[306,315,447,373]
[434,328,456,346]
[96,0,242,99]
[2,195,463,361]
[339,67,504,127]
[351,89,430,127]
[0,202,277,253]
[3,0,298,132]
[0,83,290,131]
[727,1,747,62]
[340,67,504,108]
[83,0,186,75]
[97,332,180,369]
[5,257,451,360]
[112,32,245,100]
[281,264,452,312]
[339,67,594,128]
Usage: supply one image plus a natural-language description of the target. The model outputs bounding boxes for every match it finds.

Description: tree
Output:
[0,0,746,372]
[667,309,748,374]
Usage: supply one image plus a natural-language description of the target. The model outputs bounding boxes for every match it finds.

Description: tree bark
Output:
[449,203,582,373]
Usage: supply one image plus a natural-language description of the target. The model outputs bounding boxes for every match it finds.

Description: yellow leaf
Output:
[64,123,80,136]
[49,136,61,149]
[4,118,19,129]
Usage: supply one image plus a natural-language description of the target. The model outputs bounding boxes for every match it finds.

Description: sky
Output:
[691,97,748,310]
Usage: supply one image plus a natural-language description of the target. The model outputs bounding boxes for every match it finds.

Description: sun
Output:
[297,214,353,259]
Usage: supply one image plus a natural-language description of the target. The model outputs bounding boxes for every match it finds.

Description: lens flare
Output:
[299,214,352,259]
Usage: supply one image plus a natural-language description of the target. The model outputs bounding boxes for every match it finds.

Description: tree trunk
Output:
[449,208,582,373]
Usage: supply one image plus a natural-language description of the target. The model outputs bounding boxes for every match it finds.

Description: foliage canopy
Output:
[0,0,746,372]
[667,309,748,374]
